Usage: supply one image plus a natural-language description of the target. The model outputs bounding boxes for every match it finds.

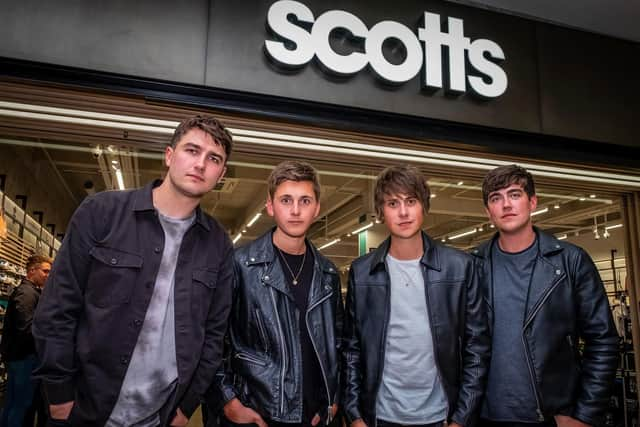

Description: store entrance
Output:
[1,81,639,425]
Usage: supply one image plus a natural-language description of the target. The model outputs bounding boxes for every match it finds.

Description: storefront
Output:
[1,0,639,423]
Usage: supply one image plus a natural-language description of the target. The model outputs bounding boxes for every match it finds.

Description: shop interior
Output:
[0,81,638,424]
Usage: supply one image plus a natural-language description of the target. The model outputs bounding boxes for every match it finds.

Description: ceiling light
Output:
[531,207,549,217]
[3,101,640,188]
[605,224,623,230]
[490,224,495,228]
[242,229,247,233]
[457,181,464,186]
[441,238,446,242]
[352,222,374,234]
[449,228,478,240]
[579,197,586,201]
[246,212,262,227]
[430,194,436,198]
[589,194,596,198]
[115,169,125,190]
[232,233,242,244]
[603,229,610,238]
[557,234,568,240]
[318,238,341,250]
[553,203,560,209]
[478,226,483,232]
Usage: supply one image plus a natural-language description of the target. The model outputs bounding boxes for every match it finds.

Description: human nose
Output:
[291,200,301,215]
[399,201,409,215]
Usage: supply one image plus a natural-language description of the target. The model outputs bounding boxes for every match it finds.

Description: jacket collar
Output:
[245,228,337,274]
[370,231,441,273]
[132,179,210,231]
[471,226,563,259]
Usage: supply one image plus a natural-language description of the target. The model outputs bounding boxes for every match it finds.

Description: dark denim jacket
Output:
[33,180,233,426]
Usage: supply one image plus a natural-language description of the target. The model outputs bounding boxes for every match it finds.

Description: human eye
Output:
[386,200,397,208]
[208,154,220,164]
[280,197,292,205]
[510,192,522,200]
[301,198,312,205]
[406,198,418,206]
[488,194,501,204]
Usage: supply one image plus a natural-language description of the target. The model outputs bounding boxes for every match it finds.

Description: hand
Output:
[311,403,339,426]
[224,398,268,427]
[351,419,368,427]
[49,401,74,420]
[170,408,189,426]
[554,415,591,427]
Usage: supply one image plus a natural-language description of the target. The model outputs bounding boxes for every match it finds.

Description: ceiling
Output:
[0,81,634,273]
[447,0,640,43]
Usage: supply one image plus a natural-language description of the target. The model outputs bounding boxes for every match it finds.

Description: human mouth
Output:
[187,174,205,182]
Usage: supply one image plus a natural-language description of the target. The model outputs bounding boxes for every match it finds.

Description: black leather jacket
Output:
[342,232,490,427]
[216,230,344,423]
[471,229,618,426]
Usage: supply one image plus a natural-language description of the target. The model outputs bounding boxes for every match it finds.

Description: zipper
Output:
[270,287,287,416]
[306,285,334,423]
[521,273,564,422]
[255,309,270,354]
[235,352,267,367]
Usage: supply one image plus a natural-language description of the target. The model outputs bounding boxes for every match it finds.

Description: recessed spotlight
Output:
[430,194,437,198]
[589,194,596,198]
[579,197,586,201]
[457,181,464,186]
[553,203,560,209]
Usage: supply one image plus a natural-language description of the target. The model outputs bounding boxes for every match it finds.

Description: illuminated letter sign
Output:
[264,0,508,98]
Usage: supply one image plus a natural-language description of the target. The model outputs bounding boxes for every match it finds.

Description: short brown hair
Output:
[482,164,535,206]
[374,165,431,221]
[26,255,52,272]
[170,115,233,162]
[267,161,321,201]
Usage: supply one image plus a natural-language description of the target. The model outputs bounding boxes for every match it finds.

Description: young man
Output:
[32,115,235,426]
[342,165,489,427]
[216,160,343,427]
[1,255,51,427]
[472,164,618,427]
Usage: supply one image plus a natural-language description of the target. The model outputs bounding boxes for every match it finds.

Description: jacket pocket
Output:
[87,246,142,307]
[192,268,219,316]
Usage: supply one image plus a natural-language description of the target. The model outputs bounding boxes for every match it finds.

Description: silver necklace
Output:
[277,246,306,286]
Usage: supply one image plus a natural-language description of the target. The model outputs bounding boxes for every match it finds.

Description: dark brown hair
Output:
[170,115,233,162]
[374,165,431,221]
[26,255,52,272]
[267,161,321,200]
[482,164,536,206]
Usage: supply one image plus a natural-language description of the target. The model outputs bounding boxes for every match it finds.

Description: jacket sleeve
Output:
[451,257,491,427]
[178,235,234,417]
[341,267,364,425]
[211,256,242,407]
[14,286,38,333]
[570,249,619,426]
[32,196,104,405]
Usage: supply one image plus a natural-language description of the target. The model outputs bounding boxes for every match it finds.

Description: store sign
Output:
[265,0,508,98]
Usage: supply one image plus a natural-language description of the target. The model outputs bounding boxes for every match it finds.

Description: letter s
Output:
[264,0,315,68]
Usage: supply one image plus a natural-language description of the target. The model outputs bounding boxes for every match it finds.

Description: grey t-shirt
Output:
[376,254,448,424]
[481,238,539,422]
[107,212,194,427]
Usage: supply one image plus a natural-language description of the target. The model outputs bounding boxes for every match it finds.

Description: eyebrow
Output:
[184,142,225,161]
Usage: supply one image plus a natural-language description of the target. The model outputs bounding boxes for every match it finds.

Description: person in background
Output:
[1,255,51,427]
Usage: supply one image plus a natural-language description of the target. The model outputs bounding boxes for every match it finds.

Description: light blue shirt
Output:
[376,254,448,424]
